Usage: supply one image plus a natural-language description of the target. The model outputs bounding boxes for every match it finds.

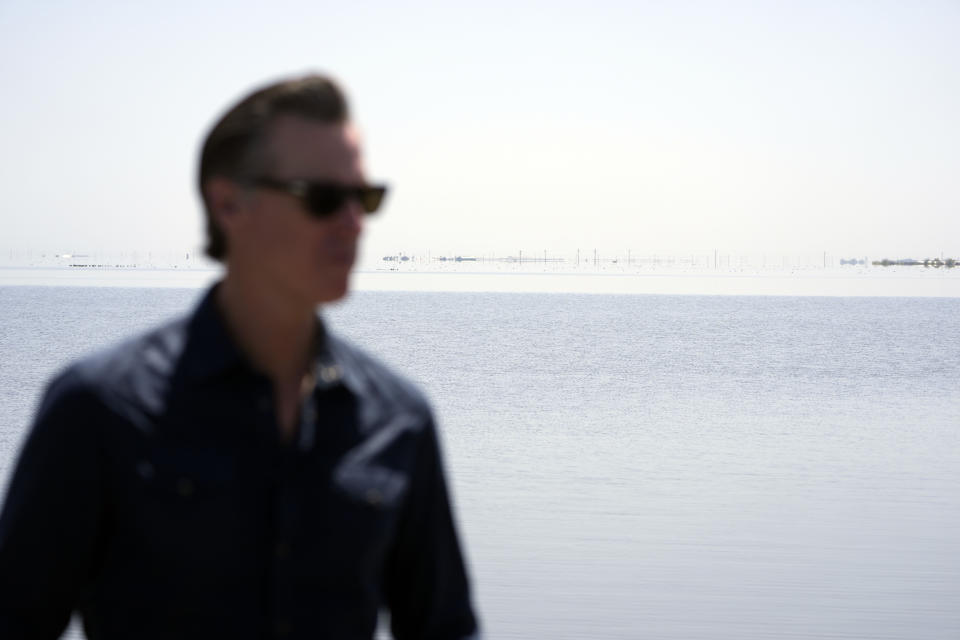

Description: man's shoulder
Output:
[67,314,188,386]
[324,331,433,419]
[45,314,191,425]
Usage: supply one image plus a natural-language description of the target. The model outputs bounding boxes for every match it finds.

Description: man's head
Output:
[199,74,378,303]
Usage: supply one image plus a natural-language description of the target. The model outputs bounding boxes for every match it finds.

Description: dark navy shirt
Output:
[0,286,479,640]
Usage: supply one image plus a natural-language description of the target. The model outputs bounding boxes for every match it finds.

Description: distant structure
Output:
[369,251,957,270]
[871,257,957,268]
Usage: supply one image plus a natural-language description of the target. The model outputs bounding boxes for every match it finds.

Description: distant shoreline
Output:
[2,265,958,298]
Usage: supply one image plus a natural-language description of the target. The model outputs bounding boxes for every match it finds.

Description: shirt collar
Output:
[180,283,359,396]
[179,284,246,383]
[311,317,366,396]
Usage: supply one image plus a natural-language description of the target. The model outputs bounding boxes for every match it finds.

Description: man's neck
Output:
[215,271,317,386]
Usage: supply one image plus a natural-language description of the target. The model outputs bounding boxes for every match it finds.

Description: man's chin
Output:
[314,276,351,304]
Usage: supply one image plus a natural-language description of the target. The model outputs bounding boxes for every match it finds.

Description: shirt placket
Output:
[252,377,301,639]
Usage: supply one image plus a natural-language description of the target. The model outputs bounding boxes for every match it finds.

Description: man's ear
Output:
[204,177,245,234]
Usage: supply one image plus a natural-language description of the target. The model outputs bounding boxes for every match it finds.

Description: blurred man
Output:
[0,74,479,640]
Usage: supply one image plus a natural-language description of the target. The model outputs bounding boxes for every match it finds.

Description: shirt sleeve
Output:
[0,369,107,640]
[383,413,480,640]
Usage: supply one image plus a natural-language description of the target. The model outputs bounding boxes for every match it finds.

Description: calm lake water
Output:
[1,283,958,639]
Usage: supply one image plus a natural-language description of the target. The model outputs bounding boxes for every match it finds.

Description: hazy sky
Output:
[2,0,958,266]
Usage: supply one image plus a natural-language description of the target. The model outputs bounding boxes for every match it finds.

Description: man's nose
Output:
[340,197,364,234]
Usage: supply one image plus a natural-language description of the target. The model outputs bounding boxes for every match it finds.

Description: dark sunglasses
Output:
[250,177,388,218]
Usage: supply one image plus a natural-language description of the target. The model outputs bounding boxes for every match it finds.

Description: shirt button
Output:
[275,620,293,637]
[177,477,195,497]
[275,542,290,559]
[319,365,341,384]
[257,396,271,413]
[136,460,155,479]
[366,488,382,506]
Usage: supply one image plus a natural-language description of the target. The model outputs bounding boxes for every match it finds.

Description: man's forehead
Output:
[264,115,362,177]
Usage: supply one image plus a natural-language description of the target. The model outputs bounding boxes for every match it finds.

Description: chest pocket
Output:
[121,446,250,596]
[334,462,409,511]
[136,446,237,502]
[316,460,410,578]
